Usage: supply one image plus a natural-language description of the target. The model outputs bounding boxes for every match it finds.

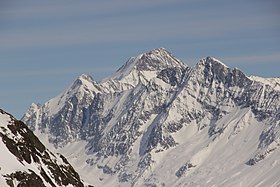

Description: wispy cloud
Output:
[1,0,279,50]
[0,0,186,20]
[0,12,276,50]
[0,66,115,78]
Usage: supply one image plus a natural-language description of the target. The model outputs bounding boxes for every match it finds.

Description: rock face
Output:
[22,48,280,187]
[0,109,88,187]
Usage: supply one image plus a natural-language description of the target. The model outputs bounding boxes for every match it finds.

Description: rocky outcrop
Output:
[0,109,89,187]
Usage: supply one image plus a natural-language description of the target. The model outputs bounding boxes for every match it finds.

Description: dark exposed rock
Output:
[176,162,196,178]
[0,109,88,187]
[4,170,45,187]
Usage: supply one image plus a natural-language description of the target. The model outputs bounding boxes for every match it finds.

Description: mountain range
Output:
[20,48,280,186]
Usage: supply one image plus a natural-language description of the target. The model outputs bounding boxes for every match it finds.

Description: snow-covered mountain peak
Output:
[147,47,167,54]
[30,102,41,109]
[116,48,186,75]
[193,56,253,87]
[101,48,187,89]
[144,47,177,61]
[21,103,40,123]
[206,56,228,67]
[197,56,229,70]
[22,48,280,187]
[78,73,96,83]
[23,74,101,120]
[192,56,233,84]
[71,73,97,90]
[136,47,186,71]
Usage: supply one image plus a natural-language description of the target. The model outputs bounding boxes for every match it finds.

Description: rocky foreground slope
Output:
[0,109,91,187]
[22,48,280,186]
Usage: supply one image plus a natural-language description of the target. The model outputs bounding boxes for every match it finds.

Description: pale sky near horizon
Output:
[0,0,279,118]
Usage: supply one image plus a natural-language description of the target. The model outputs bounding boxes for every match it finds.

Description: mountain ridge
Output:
[0,108,91,187]
[22,48,280,186]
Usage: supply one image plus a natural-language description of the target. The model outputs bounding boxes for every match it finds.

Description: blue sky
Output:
[0,0,279,118]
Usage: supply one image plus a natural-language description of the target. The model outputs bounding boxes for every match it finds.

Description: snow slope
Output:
[0,109,89,187]
[22,48,280,186]
[249,76,280,91]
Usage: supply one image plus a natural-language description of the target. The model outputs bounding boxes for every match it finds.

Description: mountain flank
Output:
[22,48,280,187]
[0,109,92,187]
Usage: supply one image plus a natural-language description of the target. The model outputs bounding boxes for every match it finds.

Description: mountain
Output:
[22,48,280,186]
[0,109,91,187]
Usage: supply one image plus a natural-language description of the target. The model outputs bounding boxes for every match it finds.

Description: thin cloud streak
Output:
[0,14,276,49]
[1,0,278,50]
[0,0,186,20]
[0,66,116,78]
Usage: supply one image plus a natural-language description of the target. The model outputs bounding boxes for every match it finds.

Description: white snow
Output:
[43,74,100,116]
[0,112,11,127]
[249,76,280,91]
[0,112,53,187]
[0,111,82,187]
[20,49,280,187]
[102,56,140,82]
[210,57,229,68]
